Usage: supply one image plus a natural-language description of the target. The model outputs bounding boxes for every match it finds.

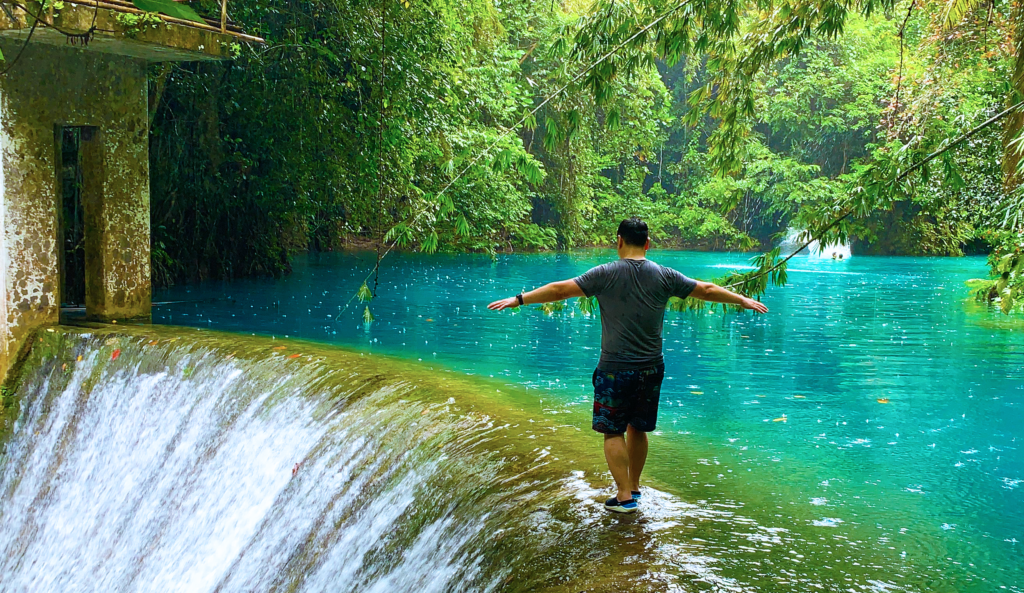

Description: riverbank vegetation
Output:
[148,0,1023,310]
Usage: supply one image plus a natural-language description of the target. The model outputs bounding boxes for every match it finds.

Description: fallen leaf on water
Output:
[426,318,434,322]
[272,346,287,351]
[148,340,158,346]
[61,363,67,371]
[111,349,121,361]
[691,391,704,395]
[421,408,430,415]
[773,416,787,422]
[288,353,301,359]
[877,398,890,404]
[741,335,750,338]
[793,395,805,399]
[77,355,83,362]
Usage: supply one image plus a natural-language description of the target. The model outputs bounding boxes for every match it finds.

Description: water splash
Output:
[778,227,852,259]
[0,330,586,591]
[0,327,753,593]
[0,326,997,592]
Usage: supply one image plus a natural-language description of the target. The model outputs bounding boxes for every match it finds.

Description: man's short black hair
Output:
[617,217,649,247]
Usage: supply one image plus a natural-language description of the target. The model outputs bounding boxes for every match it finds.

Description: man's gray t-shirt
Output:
[573,258,697,370]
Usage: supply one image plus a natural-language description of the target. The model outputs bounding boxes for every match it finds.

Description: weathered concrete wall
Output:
[0,40,151,380]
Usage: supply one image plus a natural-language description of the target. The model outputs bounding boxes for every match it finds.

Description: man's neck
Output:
[618,249,647,260]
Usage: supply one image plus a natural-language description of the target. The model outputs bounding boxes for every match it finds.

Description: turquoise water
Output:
[156,250,1024,591]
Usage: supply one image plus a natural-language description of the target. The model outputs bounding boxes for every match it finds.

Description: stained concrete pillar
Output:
[0,2,257,382]
[0,42,151,380]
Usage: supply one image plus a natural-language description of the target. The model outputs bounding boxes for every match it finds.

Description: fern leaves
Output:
[940,0,987,31]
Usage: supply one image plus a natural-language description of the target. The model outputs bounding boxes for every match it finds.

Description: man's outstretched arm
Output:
[689,281,769,313]
[487,280,585,311]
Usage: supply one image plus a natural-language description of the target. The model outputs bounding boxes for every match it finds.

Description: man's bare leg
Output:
[626,424,648,492]
[603,434,633,502]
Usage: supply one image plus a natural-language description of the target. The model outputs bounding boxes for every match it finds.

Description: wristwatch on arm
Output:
[516,293,524,307]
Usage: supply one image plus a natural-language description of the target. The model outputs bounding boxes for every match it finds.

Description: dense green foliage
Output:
[146,0,1022,312]
[969,230,1024,312]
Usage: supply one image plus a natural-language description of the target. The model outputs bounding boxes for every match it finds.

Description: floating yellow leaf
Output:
[741,335,750,338]
[426,318,434,322]
[877,398,890,404]
[77,355,83,362]
[773,416,787,422]
[691,391,704,395]
[793,395,805,399]
[288,353,301,359]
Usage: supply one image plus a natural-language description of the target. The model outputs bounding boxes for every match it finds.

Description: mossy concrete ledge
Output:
[0,2,254,61]
[0,2,260,382]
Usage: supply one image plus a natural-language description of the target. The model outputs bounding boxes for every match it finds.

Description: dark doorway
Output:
[59,127,87,308]
[58,125,101,317]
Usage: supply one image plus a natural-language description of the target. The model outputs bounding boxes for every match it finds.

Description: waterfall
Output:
[778,228,851,259]
[0,326,732,592]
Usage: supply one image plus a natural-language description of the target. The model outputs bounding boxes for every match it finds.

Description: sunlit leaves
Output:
[939,0,987,31]
[543,117,561,153]
[968,234,1024,314]
[132,0,204,23]
[576,295,599,315]
[421,230,439,253]
[540,301,566,315]
[995,186,1024,231]
[606,108,621,130]
[517,156,544,184]
[357,282,374,302]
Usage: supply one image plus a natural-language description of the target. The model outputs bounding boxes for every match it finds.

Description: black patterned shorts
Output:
[591,363,665,434]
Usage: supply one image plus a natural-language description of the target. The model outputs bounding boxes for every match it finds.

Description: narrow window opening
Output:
[60,127,86,312]
[58,125,99,321]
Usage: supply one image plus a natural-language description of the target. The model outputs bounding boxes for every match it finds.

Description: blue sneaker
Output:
[632,490,641,502]
[604,496,638,514]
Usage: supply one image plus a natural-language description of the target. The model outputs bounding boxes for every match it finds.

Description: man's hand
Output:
[691,281,769,313]
[487,297,520,311]
[488,280,584,311]
[740,297,769,313]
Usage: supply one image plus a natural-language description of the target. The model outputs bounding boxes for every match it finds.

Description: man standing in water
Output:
[487,218,768,513]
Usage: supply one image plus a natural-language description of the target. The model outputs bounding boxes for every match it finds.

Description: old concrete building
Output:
[0,1,259,380]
